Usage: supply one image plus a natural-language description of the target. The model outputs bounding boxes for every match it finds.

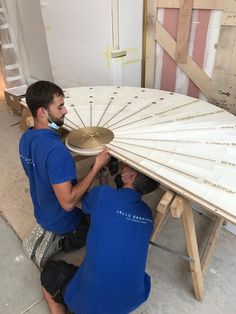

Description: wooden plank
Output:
[176,0,194,64]
[156,0,236,12]
[157,190,175,213]
[211,25,236,114]
[182,198,204,301]
[201,216,224,277]
[151,206,170,241]
[221,13,236,26]
[170,194,185,218]
[156,0,223,10]
[155,20,212,99]
[151,190,175,240]
[110,149,236,225]
[145,0,157,88]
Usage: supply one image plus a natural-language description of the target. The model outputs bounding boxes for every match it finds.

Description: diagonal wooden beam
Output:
[176,0,193,64]
[201,216,224,277]
[155,20,212,99]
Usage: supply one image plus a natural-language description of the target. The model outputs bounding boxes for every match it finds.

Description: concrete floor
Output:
[0,98,236,313]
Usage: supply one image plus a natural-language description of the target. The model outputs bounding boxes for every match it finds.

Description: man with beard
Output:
[19,81,110,268]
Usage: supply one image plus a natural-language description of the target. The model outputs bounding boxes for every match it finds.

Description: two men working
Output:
[19,81,159,314]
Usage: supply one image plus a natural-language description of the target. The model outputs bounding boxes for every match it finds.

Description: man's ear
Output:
[37,107,47,119]
[129,169,138,180]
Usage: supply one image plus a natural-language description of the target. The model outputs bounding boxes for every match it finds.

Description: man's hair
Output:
[26,80,64,117]
[133,172,160,195]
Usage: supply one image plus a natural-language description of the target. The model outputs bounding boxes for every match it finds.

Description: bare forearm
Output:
[68,166,98,209]
[52,147,110,211]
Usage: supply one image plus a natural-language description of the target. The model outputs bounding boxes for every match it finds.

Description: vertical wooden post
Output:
[144,0,157,87]
[182,198,204,301]
[176,0,194,63]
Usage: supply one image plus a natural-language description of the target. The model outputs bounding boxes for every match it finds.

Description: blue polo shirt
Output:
[65,185,153,314]
[19,128,81,234]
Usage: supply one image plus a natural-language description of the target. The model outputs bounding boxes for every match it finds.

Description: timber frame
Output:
[144,0,236,113]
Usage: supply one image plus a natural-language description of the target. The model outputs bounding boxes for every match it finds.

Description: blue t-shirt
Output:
[65,185,153,314]
[19,128,81,234]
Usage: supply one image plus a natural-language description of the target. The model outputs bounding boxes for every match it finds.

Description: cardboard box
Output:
[4,85,28,116]
[20,105,34,132]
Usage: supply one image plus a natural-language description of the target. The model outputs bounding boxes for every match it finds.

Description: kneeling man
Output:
[41,164,159,314]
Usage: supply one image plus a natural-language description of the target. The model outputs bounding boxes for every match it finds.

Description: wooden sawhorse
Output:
[151,190,224,301]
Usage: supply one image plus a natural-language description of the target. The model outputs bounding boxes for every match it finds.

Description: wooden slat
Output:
[110,149,236,225]
[170,194,185,218]
[156,0,236,12]
[145,0,157,88]
[151,190,175,240]
[157,190,175,214]
[182,198,204,301]
[176,0,194,64]
[155,20,212,99]
[201,216,224,277]
[156,0,223,10]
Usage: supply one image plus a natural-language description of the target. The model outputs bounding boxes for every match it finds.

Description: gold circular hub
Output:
[67,127,114,149]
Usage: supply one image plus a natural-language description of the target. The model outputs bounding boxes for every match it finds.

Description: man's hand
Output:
[93,147,110,172]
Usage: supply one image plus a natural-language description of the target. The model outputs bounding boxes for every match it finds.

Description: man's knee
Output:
[23,224,62,268]
[41,260,78,304]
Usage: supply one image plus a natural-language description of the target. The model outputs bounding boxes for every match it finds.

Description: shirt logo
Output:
[115,210,152,224]
[20,154,35,166]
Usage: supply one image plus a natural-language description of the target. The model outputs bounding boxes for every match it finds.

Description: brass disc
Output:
[67,127,114,149]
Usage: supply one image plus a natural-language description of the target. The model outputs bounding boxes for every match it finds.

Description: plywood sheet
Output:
[212,26,236,114]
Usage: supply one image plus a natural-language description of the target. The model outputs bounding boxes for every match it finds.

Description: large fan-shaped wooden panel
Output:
[63,86,236,224]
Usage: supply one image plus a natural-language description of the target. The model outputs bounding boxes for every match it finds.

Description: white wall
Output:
[4,0,143,88]
[40,0,113,87]
[4,0,53,83]
[17,0,53,81]
[39,0,143,88]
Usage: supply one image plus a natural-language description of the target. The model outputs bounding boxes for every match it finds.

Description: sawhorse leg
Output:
[200,216,224,277]
[151,190,175,241]
[181,198,204,301]
[151,191,224,301]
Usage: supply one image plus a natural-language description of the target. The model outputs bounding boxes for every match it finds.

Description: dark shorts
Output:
[41,260,78,304]
[59,212,90,253]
